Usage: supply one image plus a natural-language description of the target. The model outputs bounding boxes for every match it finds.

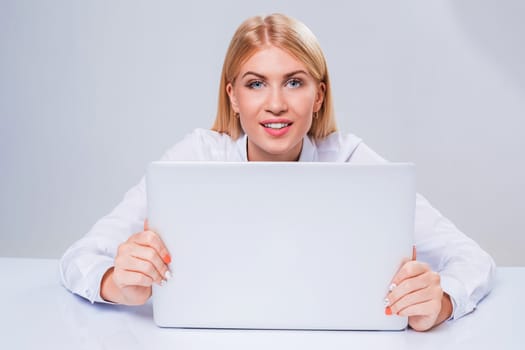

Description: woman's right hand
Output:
[100,219,172,305]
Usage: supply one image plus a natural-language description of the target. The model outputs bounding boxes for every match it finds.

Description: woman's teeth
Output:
[263,123,290,129]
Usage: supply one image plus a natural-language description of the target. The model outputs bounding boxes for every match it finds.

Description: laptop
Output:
[146,162,415,330]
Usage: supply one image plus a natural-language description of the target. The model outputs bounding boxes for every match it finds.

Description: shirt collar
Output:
[235,133,248,161]
[237,133,318,162]
[298,135,317,162]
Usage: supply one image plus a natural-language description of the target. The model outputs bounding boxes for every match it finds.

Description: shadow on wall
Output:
[450,0,525,91]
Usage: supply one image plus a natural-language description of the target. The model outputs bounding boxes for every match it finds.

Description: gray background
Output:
[1,0,523,265]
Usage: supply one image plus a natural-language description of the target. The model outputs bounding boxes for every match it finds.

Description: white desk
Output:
[0,258,521,349]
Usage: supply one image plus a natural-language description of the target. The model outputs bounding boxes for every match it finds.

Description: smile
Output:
[262,122,292,129]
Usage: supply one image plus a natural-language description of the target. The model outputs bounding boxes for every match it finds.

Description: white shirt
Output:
[59,129,495,320]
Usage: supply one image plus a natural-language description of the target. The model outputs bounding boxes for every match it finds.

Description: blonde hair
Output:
[211,13,337,140]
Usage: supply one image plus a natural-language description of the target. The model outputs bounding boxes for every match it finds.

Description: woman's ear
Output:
[226,83,239,113]
[314,82,326,112]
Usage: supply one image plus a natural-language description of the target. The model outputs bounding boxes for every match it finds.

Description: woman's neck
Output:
[246,139,303,162]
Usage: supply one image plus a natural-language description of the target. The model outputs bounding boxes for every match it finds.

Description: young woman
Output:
[60,13,495,332]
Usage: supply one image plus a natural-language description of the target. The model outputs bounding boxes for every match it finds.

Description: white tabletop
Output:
[0,258,521,349]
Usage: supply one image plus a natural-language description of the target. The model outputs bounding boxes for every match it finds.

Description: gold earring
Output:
[313,112,318,119]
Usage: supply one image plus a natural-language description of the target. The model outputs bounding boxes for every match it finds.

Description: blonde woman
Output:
[60,13,494,332]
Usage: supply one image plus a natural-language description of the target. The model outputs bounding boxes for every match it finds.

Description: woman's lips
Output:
[260,119,293,137]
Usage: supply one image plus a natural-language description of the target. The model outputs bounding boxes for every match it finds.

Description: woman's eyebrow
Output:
[284,70,308,78]
[241,70,308,79]
[241,71,266,79]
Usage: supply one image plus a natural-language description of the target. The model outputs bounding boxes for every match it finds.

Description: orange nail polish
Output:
[385,306,392,316]
[163,254,171,264]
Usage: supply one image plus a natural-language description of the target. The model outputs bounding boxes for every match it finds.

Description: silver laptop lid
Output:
[147,162,415,330]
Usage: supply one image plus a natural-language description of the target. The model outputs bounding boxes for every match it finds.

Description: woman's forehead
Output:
[238,45,308,77]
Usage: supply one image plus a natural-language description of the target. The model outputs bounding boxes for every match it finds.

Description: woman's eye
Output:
[286,79,302,88]
[247,80,265,89]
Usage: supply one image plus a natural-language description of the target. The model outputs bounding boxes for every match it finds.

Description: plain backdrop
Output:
[1,0,524,265]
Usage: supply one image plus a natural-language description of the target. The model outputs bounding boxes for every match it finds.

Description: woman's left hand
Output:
[385,248,453,331]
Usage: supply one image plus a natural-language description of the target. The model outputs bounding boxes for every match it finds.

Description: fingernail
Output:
[163,254,172,264]
[384,298,390,306]
[165,270,173,280]
[388,283,397,292]
[160,279,166,286]
[385,306,392,316]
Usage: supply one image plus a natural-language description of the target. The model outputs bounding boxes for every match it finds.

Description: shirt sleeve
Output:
[59,132,201,303]
[350,142,496,320]
[414,194,495,320]
[59,178,147,303]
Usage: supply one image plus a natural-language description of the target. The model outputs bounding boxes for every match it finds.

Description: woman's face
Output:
[227,45,325,161]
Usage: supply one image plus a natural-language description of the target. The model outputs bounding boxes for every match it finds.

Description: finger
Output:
[130,243,170,281]
[117,242,170,282]
[388,256,410,289]
[390,260,429,287]
[388,246,416,289]
[130,230,171,265]
[387,271,435,306]
[122,253,165,284]
[113,268,155,288]
[396,297,442,318]
[389,285,440,315]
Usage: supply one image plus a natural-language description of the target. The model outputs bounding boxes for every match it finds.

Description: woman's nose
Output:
[265,87,288,115]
